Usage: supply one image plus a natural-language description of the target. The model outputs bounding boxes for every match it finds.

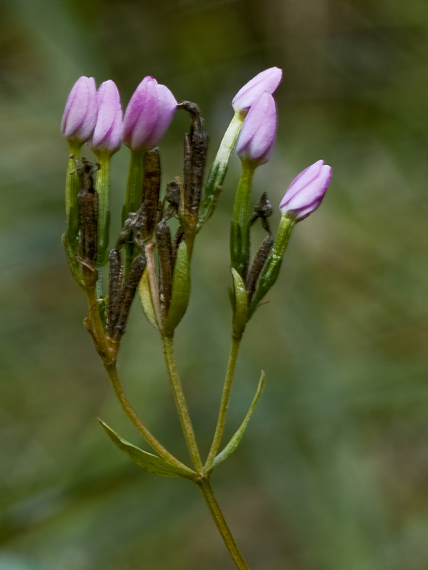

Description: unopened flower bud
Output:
[61,76,98,145]
[89,80,123,156]
[236,92,277,166]
[280,160,332,221]
[232,67,282,114]
[123,76,177,152]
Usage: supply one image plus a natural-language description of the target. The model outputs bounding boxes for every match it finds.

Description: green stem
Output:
[230,162,255,276]
[94,153,111,299]
[104,362,194,473]
[123,149,145,275]
[95,153,111,265]
[205,334,241,469]
[199,479,251,570]
[162,334,203,472]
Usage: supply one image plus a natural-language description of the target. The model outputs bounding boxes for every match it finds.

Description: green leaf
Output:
[164,241,190,335]
[231,268,247,338]
[212,371,266,468]
[138,268,158,328]
[98,419,195,480]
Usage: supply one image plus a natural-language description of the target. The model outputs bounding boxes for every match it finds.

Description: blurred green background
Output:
[1,0,428,568]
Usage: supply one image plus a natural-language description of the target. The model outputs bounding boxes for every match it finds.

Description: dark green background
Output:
[1,0,428,568]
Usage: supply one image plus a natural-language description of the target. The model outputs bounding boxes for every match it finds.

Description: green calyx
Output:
[230,161,255,277]
[94,152,112,267]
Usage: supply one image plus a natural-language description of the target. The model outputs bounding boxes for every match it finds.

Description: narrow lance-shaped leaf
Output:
[212,371,266,469]
[99,419,195,480]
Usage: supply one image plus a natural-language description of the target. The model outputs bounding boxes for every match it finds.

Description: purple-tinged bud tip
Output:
[123,77,177,152]
[232,67,282,114]
[279,160,332,221]
[236,92,277,166]
[88,80,123,155]
[61,76,98,145]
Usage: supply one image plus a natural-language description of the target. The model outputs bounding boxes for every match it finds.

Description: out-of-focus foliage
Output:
[1,0,428,568]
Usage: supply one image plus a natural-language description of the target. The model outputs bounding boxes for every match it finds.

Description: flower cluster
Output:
[61,68,332,342]
[61,75,177,155]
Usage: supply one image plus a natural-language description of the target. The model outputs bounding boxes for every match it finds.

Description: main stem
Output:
[199,479,250,570]
[162,334,203,472]
[205,334,241,469]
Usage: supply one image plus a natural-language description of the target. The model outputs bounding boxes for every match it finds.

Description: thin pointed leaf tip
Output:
[280,160,332,221]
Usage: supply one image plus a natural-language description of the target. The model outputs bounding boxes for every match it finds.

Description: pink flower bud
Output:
[61,76,98,145]
[88,80,123,155]
[232,67,282,114]
[123,77,177,152]
[236,92,277,166]
[280,160,332,221]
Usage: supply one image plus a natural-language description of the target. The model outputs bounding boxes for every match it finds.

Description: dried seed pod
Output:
[140,148,161,238]
[76,159,99,266]
[112,255,146,342]
[173,225,185,261]
[156,221,174,321]
[250,192,273,234]
[180,101,209,224]
[106,249,123,337]
[245,234,274,303]
[161,180,181,222]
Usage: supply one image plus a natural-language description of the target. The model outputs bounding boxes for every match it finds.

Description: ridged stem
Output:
[199,479,250,570]
[84,283,189,472]
[162,334,203,472]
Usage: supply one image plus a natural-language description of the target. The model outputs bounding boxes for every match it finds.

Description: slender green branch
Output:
[104,362,194,473]
[199,479,250,570]
[84,281,191,473]
[162,334,203,472]
[205,334,242,469]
